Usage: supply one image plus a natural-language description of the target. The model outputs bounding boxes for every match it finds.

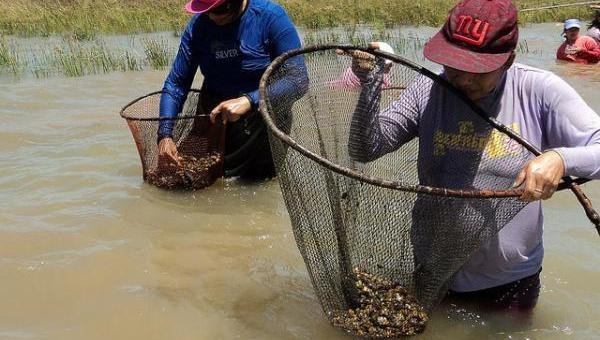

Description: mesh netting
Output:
[259,46,540,335]
[120,90,225,190]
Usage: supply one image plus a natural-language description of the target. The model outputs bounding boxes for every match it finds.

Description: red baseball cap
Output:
[185,0,228,14]
[423,0,519,73]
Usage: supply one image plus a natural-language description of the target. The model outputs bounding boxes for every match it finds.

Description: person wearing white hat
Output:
[556,18,600,64]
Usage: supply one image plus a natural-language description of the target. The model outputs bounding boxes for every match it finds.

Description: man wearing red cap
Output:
[350,0,600,310]
[158,0,306,179]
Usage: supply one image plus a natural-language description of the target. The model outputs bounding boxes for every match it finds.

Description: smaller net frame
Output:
[258,44,600,335]
[120,89,226,190]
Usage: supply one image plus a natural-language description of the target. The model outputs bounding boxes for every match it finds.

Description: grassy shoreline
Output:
[0,28,539,79]
[1,0,596,37]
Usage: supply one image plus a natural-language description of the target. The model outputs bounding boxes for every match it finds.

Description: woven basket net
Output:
[120,90,225,190]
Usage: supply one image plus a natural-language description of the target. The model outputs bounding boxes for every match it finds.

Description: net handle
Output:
[259,45,600,233]
[119,89,209,121]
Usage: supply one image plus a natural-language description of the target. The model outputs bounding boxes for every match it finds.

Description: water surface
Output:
[1,24,599,339]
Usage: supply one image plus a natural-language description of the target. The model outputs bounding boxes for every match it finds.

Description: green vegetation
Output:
[0,0,581,79]
[0,28,543,79]
[144,38,172,69]
[0,35,173,79]
[50,39,144,77]
[0,38,23,76]
[0,0,596,37]
[1,0,186,38]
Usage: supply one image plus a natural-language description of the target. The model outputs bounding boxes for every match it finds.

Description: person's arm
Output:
[249,7,307,107]
[158,17,201,140]
[348,58,420,162]
[258,9,308,105]
[210,7,308,124]
[544,74,600,178]
[515,72,600,201]
[577,38,600,63]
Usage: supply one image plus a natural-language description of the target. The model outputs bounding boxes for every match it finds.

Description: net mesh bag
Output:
[120,89,225,190]
[259,46,540,337]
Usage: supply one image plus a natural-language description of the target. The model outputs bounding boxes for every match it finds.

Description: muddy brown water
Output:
[1,24,599,339]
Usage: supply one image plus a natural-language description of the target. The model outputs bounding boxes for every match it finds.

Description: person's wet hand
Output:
[566,45,581,55]
[339,42,393,78]
[210,96,252,124]
[158,137,181,169]
[348,49,377,78]
[512,151,565,202]
[335,46,377,75]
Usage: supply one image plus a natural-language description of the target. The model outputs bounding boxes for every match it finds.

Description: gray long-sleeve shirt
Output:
[350,63,600,291]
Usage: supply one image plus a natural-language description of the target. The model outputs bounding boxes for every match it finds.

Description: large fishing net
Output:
[259,45,598,337]
[120,90,225,190]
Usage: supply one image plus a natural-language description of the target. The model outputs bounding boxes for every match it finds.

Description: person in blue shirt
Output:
[158,0,306,179]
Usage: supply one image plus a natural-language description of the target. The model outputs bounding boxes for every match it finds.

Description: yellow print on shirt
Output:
[433,121,522,158]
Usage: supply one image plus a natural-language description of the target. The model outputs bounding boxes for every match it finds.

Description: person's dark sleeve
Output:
[246,8,308,107]
[158,17,201,139]
[348,61,420,162]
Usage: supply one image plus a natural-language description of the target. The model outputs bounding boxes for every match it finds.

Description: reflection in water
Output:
[0,24,599,339]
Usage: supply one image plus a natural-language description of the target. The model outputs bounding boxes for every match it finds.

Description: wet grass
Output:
[0,0,596,37]
[144,38,171,69]
[0,38,12,66]
[50,39,140,77]
[0,37,24,76]
[0,29,547,79]
[0,36,173,79]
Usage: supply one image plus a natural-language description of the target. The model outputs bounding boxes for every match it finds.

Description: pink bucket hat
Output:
[423,0,519,73]
[185,0,228,14]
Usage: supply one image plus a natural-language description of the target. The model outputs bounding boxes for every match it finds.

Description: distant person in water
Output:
[329,42,395,90]
[587,6,600,44]
[556,18,600,64]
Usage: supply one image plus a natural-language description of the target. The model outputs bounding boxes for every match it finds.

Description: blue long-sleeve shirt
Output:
[159,0,304,137]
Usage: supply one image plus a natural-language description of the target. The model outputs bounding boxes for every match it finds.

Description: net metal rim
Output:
[119,89,209,122]
[258,44,589,199]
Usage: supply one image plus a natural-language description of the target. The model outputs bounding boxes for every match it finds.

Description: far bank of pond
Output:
[0,23,579,80]
[0,0,597,37]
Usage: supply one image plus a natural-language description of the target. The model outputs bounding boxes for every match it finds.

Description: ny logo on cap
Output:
[452,15,490,46]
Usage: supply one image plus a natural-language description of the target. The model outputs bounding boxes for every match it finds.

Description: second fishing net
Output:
[258,45,590,337]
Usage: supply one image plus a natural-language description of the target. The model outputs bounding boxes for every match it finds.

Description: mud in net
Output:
[259,45,598,337]
[120,90,225,190]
